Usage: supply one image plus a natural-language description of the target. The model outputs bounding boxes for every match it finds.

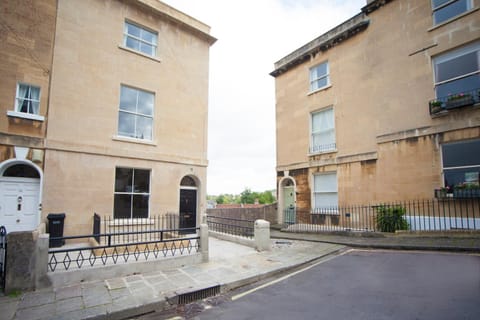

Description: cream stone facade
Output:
[1,0,215,235]
[0,0,56,233]
[272,0,480,223]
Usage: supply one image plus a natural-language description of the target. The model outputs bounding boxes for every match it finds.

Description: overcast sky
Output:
[161,0,366,195]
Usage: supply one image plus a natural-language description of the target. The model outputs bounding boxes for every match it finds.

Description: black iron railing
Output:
[48,225,200,272]
[429,88,480,115]
[284,197,480,233]
[98,214,193,244]
[207,215,254,238]
[0,226,6,291]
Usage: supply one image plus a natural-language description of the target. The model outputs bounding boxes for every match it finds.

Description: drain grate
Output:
[177,285,221,305]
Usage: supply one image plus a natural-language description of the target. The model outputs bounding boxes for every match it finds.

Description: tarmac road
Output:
[173,250,480,320]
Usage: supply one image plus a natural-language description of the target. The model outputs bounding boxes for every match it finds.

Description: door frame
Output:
[278,176,296,225]
[179,175,199,232]
[0,159,43,233]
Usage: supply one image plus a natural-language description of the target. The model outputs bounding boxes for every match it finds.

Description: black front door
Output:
[179,189,197,233]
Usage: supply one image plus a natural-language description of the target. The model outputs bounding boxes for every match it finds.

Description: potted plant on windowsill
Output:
[445,93,474,109]
[453,182,480,198]
[434,186,452,199]
[429,100,443,114]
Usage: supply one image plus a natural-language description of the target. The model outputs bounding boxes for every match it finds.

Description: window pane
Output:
[118,112,136,138]
[141,29,156,44]
[132,195,149,218]
[18,99,30,113]
[314,173,337,192]
[314,193,338,209]
[436,51,478,83]
[137,91,154,115]
[125,37,140,51]
[114,194,132,219]
[312,77,328,91]
[29,86,40,100]
[115,168,133,192]
[120,86,138,112]
[133,169,150,193]
[126,22,141,38]
[432,0,452,9]
[442,139,480,167]
[135,116,152,140]
[312,63,327,78]
[140,43,154,56]
[434,0,468,25]
[444,168,480,189]
[435,74,480,98]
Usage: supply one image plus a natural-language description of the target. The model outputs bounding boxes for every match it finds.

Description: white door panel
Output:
[0,179,40,233]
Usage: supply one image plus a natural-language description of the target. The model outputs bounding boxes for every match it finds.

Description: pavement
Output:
[0,236,345,320]
[271,229,480,252]
[1,230,479,320]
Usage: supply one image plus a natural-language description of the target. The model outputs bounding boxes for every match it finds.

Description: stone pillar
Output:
[254,219,271,251]
[35,233,51,289]
[199,223,209,262]
[5,230,51,294]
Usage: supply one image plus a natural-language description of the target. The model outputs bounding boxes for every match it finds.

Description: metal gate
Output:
[0,226,7,292]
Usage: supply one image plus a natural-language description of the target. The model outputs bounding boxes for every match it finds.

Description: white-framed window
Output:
[442,139,480,190]
[309,61,329,92]
[124,21,157,57]
[114,167,150,219]
[118,85,154,140]
[433,41,480,99]
[432,0,472,25]
[310,108,336,153]
[15,83,40,115]
[313,172,338,209]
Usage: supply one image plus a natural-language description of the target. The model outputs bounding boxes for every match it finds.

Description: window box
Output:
[453,189,480,198]
[445,94,474,110]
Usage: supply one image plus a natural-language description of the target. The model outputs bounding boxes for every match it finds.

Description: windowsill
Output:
[118,45,162,63]
[428,7,480,32]
[308,149,337,156]
[112,135,157,146]
[307,84,332,96]
[7,110,45,122]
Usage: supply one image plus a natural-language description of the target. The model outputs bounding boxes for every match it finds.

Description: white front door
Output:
[0,178,40,233]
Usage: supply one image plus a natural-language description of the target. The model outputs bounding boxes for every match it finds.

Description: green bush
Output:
[375,205,409,232]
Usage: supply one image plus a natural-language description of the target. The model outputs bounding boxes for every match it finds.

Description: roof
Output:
[133,0,217,45]
[270,0,395,77]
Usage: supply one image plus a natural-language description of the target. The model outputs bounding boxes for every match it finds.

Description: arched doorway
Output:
[179,176,197,233]
[0,160,42,233]
[279,177,296,225]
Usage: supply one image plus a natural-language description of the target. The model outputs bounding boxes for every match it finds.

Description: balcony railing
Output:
[429,88,480,115]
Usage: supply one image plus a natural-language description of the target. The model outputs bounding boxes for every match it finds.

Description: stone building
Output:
[271,0,480,224]
[0,0,215,235]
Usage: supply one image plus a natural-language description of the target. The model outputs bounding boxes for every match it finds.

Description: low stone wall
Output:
[209,220,271,251]
[4,224,210,293]
[207,203,277,225]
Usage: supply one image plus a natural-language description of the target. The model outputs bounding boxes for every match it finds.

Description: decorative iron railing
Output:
[206,215,254,238]
[429,88,480,115]
[48,225,200,272]
[284,197,480,233]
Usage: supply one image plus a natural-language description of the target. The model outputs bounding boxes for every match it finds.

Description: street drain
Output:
[177,285,221,305]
